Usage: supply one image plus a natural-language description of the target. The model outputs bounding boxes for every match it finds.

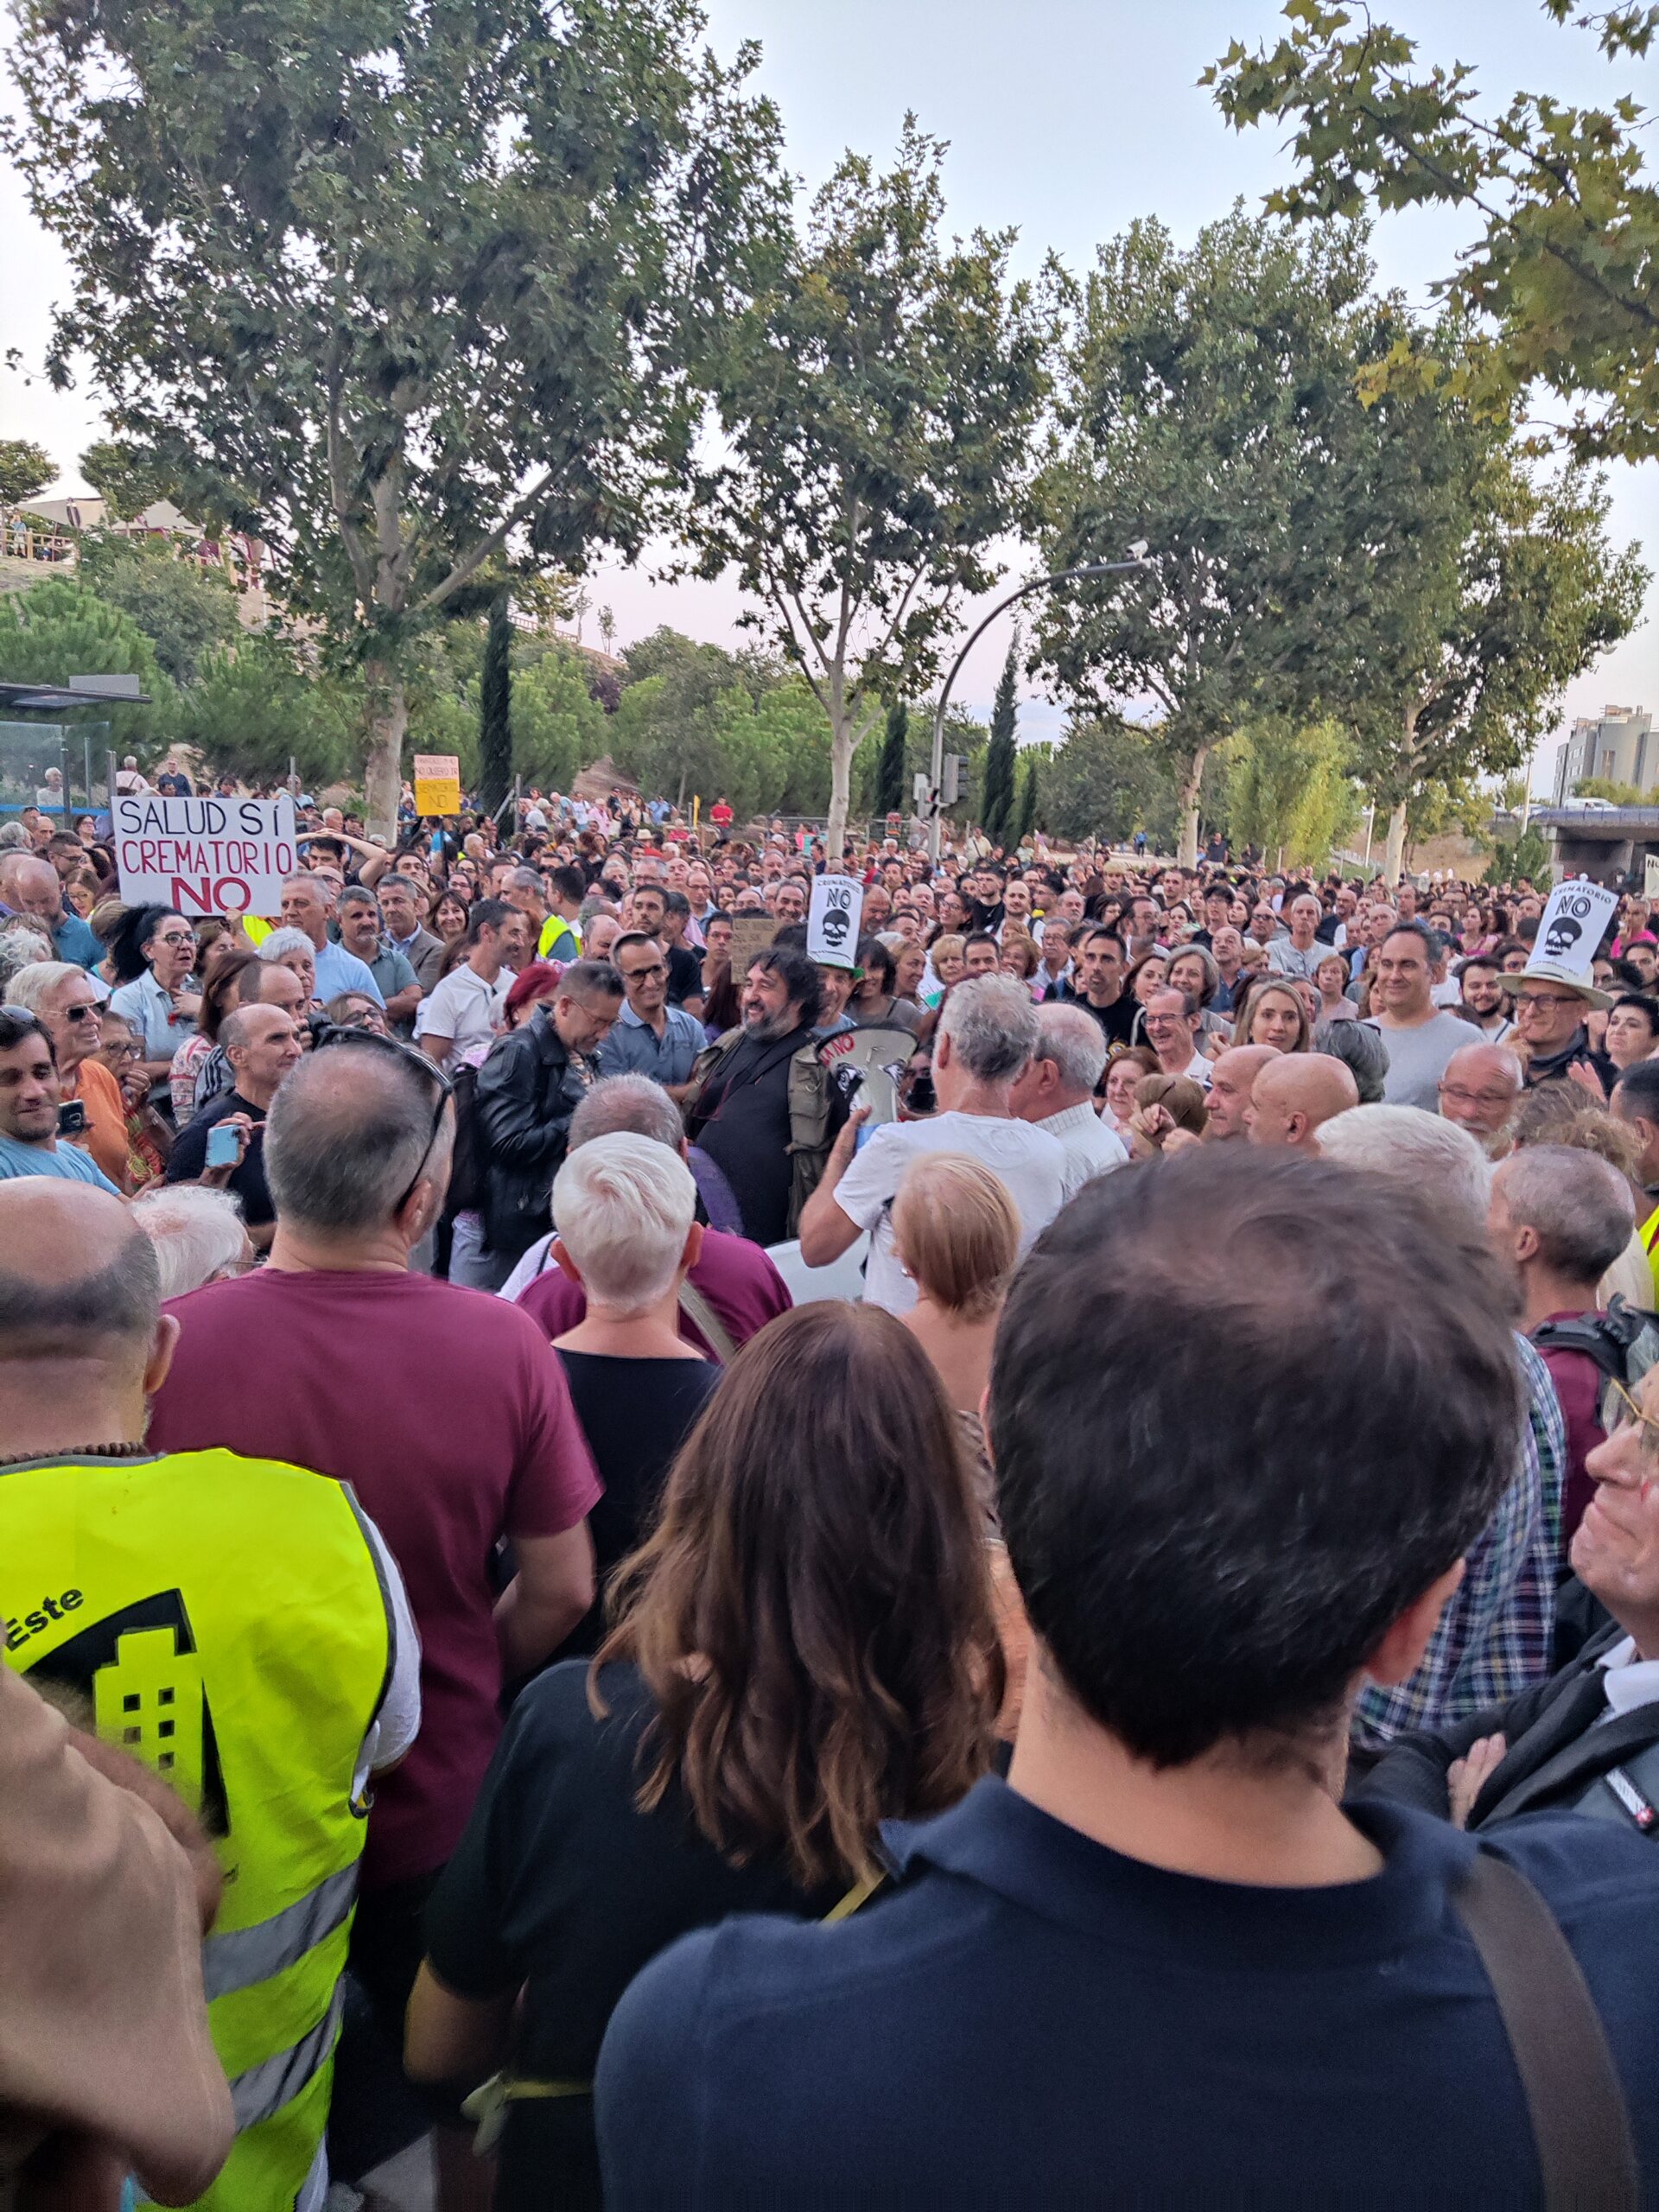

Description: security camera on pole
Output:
[925,548,1154,863]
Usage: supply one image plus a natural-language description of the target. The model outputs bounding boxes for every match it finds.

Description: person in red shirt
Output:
[505,1073,792,1360]
[144,1033,600,2189]
[709,797,734,832]
[1490,1145,1637,1541]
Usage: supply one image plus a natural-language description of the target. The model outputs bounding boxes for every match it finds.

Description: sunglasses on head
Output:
[312,1024,453,1212]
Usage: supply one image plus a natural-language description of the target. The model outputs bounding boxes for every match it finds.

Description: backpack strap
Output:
[1452,1847,1639,2211]
[677,1279,738,1364]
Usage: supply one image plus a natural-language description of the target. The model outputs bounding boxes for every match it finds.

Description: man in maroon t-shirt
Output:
[145,1040,600,2075]
[505,1071,792,1358]
[1491,1147,1636,1541]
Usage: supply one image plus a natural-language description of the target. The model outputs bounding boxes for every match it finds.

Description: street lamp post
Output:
[926,552,1154,863]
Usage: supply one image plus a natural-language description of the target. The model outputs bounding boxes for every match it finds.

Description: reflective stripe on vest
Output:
[0,1449,390,2212]
[202,1861,359,2002]
[230,1980,347,2132]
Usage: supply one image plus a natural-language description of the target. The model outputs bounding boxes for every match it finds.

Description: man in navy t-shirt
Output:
[598,1149,1659,2205]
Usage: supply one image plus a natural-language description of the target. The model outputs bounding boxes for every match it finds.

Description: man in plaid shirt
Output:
[1319,1111,1567,1758]
[1352,1332,1564,1753]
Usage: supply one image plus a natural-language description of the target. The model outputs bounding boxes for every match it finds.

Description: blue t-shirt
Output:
[312,938,385,1007]
[0,1135,121,1192]
[52,912,101,969]
[596,1777,1659,2205]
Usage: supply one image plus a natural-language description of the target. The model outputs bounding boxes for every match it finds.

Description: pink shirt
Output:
[147,1268,601,1886]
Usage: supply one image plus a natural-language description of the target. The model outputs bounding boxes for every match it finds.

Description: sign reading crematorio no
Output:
[112,792,297,917]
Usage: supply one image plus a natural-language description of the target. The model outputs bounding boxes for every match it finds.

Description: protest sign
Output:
[1644,853,1659,901]
[413,753,461,815]
[112,792,297,918]
[728,915,780,976]
[1532,877,1620,977]
[808,874,863,967]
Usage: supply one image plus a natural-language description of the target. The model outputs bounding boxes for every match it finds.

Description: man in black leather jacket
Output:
[473,958,624,1270]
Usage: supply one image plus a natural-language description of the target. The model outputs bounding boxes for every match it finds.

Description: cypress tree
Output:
[477,588,513,819]
[1014,752,1038,844]
[874,698,909,816]
[982,634,1020,843]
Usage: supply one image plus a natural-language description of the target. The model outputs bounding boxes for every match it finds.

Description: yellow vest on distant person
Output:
[0,1448,392,2212]
[1643,1203,1659,1305]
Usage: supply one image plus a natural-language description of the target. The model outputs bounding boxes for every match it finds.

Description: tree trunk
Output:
[1177,744,1209,868]
[825,715,855,869]
[1383,800,1408,887]
[364,657,408,843]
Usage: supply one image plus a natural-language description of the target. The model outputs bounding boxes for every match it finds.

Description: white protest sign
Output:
[112,791,298,918]
[807,873,863,966]
[1533,877,1620,976]
[1645,853,1659,902]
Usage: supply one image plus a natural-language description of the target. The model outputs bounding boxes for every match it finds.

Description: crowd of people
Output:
[5,776,1659,2209]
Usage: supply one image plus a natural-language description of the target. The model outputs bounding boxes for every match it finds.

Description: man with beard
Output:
[684,945,842,1245]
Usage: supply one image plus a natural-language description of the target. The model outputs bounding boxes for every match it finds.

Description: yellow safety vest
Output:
[0,1449,392,2212]
[1643,1204,1659,1306]
[240,914,274,947]
[538,913,581,961]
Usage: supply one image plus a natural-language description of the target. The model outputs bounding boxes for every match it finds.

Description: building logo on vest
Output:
[27,1589,230,1833]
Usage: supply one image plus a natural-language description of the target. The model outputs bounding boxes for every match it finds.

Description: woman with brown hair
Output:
[405,1300,1001,2211]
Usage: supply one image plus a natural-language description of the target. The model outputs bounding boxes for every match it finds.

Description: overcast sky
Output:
[2,0,1652,777]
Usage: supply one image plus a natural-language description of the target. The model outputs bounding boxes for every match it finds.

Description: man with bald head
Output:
[0,1179,414,2207]
[1202,1045,1280,1141]
[0,850,99,967]
[1437,1041,1524,1160]
[147,1039,601,2145]
[1245,1053,1359,1154]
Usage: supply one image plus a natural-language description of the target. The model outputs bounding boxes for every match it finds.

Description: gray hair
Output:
[569,1073,685,1154]
[0,823,28,852]
[1318,1104,1492,1228]
[938,974,1042,1085]
[1033,1001,1108,1098]
[130,1184,251,1299]
[3,960,83,1014]
[0,924,55,994]
[1313,1020,1389,1105]
[1166,943,1221,1005]
[265,1046,450,1234]
[337,884,378,912]
[258,927,315,965]
[1495,1145,1635,1283]
[551,1132,696,1313]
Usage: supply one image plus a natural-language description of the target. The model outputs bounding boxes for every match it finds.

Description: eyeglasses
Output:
[1438,1084,1518,1111]
[312,1025,453,1213]
[620,963,667,982]
[152,931,194,950]
[1606,1375,1659,1466]
[1515,992,1578,1011]
[60,1002,99,1024]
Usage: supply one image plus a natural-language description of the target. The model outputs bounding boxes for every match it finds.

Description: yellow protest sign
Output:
[413,754,461,816]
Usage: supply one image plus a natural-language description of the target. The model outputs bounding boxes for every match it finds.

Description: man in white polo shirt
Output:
[798,975,1067,1315]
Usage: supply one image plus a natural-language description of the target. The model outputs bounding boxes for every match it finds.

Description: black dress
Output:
[552,1351,721,1658]
[423,1660,839,2210]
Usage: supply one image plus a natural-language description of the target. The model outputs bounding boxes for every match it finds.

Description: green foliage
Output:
[982,639,1020,843]
[477,594,513,819]
[1574,774,1650,803]
[78,439,178,520]
[1485,826,1553,886]
[168,633,354,789]
[1044,720,1185,848]
[689,118,1055,858]
[9,0,786,828]
[1033,206,1385,864]
[1014,749,1039,844]
[874,700,909,817]
[0,439,54,508]
[1217,718,1361,870]
[1206,4,1659,460]
[512,645,608,794]
[74,533,239,685]
[0,576,168,753]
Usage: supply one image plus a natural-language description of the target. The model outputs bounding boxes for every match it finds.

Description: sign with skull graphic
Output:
[1535,880,1618,977]
[808,874,864,968]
